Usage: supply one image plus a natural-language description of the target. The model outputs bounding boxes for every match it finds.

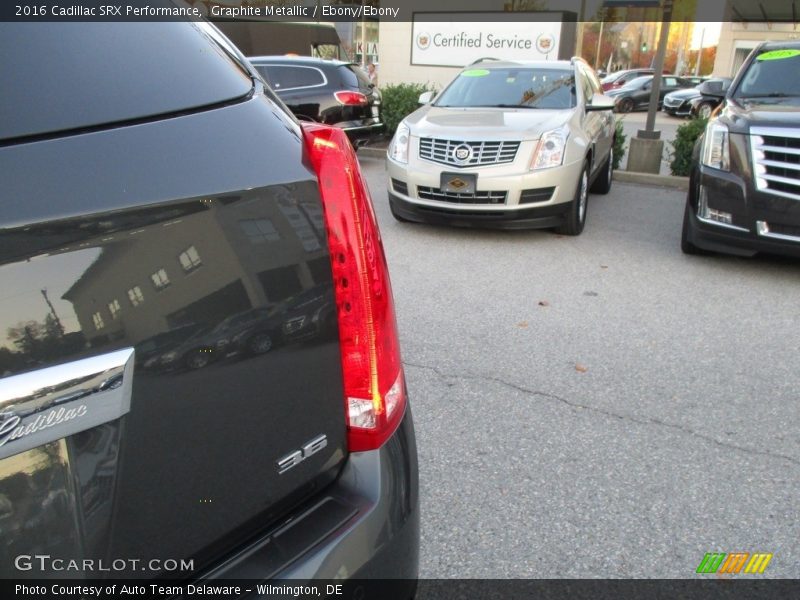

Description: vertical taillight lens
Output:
[334,91,369,106]
[302,122,406,452]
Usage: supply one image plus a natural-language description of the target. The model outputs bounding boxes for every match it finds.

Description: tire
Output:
[697,102,714,119]
[680,196,709,255]
[590,148,613,195]
[248,332,273,355]
[185,349,210,370]
[617,97,634,113]
[555,162,589,236]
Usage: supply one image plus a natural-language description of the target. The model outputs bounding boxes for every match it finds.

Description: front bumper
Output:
[386,149,583,229]
[663,102,692,116]
[685,163,800,258]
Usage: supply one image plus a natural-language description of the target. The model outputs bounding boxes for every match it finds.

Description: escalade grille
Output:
[751,127,800,201]
[417,185,507,204]
[419,138,520,168]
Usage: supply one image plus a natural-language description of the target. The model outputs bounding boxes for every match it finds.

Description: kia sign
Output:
[411,13,564,67]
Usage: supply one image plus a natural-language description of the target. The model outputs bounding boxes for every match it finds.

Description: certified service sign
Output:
[411,13,563,67]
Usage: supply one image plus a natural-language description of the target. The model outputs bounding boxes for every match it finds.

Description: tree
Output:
[7,316,69,364]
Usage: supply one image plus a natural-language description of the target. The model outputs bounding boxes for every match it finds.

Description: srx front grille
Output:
[419,138,520,168]
[417,186,507,205]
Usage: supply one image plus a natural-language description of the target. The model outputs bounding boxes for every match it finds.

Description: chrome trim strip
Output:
[750,126,800,138]
[696,215,750,232]
[758,172,800,187]
[0,348,135,460]
[756,220,800,243]
[758,159,800,172]
[754,144,800,156]
[339,123,383,132]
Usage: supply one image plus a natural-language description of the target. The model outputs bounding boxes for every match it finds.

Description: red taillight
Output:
[334,91,369,106]
[301,122,405,452]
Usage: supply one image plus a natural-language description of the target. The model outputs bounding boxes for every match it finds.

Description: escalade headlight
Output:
[530,127,568,170]
[388,122,410,164]
[701,121,730,171]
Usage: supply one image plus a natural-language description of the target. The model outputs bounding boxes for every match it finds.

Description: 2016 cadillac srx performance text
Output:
[0,22,418,592]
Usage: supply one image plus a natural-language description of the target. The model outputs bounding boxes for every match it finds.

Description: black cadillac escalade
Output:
[682,41,800,257]
[0,22,418,592]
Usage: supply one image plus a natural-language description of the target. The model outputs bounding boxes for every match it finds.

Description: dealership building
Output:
[714,0,800,77]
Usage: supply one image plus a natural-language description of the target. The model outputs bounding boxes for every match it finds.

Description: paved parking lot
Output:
[359,154,800,578]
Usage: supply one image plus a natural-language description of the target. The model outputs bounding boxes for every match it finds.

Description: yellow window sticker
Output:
[462,69,490,77]
[756,49,800,61]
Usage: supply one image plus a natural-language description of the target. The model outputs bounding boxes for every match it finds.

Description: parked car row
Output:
[605,74,696,112]
[600,67,657,91]
[137,283,336,372]
[386,43,800,262]
[663,78,732,118]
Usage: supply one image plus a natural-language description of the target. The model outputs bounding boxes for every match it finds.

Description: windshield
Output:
[733,49,800,98]
[620,76,651,90]
[435,68,576,109]
[602,71,624,84]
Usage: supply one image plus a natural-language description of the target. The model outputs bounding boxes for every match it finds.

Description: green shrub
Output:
[380,83,436,137]
[670,117,708,176]
[613,118,627,170]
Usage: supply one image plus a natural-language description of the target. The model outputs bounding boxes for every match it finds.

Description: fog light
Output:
[698,187,734,225]
[707,208,733,224]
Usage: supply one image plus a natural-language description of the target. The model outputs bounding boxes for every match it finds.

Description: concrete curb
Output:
[359,146,388,159]
[357,147,690,192]
[613,170,690,191]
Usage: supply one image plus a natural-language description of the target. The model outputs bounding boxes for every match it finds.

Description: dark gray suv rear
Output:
[0,22,418,591]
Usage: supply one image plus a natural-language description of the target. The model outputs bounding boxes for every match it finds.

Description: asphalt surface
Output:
[359,155,800,578]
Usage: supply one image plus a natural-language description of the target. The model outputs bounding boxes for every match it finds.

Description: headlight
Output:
[701,121,730,171]
[161,351,178,363]
[388,122,410,164]
[530,127,568,170]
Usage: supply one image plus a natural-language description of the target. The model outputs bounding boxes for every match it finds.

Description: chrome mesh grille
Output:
[417,186,507,205]
[751,127,800,201]
[419,138,520,168]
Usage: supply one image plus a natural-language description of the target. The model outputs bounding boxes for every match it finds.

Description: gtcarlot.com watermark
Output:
[14,554,194,573]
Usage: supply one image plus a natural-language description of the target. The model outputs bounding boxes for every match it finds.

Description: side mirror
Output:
[418,91,435,104]
[586,93,615,112]
[697,80,725,98]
